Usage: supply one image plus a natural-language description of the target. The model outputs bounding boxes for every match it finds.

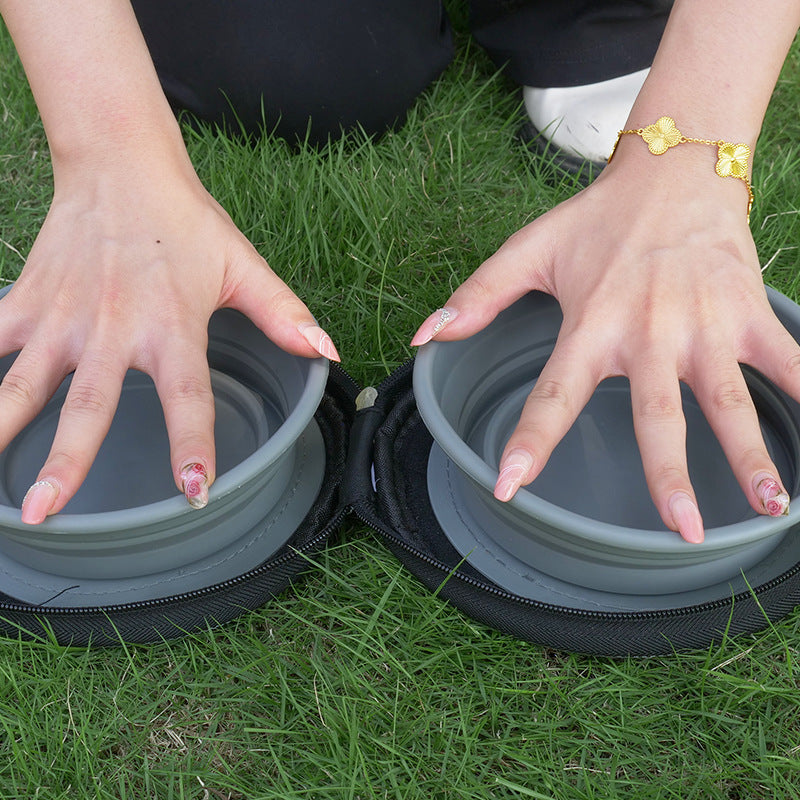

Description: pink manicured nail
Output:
[410,307,458,347]
[754,475,790,517]
[21,479,60,525]
[298,324,341,362]
[181,463,209,510]
[494,449,535,502]
[668,492,705,544]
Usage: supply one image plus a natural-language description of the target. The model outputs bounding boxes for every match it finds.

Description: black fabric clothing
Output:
[131,0,672,142]
[132,0,453,143]
[471,0,672,87]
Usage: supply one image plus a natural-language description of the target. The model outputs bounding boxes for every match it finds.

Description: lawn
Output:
[1,6,800,800]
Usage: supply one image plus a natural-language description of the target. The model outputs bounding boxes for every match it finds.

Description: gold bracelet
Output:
[608,116,754,222]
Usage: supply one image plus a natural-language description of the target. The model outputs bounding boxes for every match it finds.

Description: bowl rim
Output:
[413,289,800,554]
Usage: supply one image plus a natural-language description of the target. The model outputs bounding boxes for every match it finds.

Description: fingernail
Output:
[668,492,705,544]
[21,479,60,525]
[411,307,458,347]
[754,474,790,517]
[181,462,209,510]
[298,324,340,362]
[494,449,535,502]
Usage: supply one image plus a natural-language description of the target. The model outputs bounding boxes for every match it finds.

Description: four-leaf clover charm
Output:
[641,116,683,155]
[716,142,751,179]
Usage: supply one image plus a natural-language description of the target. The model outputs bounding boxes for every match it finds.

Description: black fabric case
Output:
[2,361,799,656]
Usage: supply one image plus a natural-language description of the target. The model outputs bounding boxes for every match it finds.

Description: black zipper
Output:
[0,508,348,615]
[350,502,800,620]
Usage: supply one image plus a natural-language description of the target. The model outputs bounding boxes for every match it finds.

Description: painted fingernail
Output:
[668,492,705,544]
[181,463,209,510]
[754,475,790,517]
[21,479,60,525]
[298,324,340,362]
[494,449,535,502]
[410,307,458,347]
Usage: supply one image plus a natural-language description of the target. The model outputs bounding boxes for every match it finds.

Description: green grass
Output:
[2,8,800,800]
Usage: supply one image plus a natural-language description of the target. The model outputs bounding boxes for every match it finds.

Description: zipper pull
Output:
[356,386,378,411]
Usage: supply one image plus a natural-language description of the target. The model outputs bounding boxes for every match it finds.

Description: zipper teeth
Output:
[350,505,800,621]
[330,361,363,396]
[0,509,348,616]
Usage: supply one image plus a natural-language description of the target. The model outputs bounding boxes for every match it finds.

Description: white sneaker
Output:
[523,67,649,170]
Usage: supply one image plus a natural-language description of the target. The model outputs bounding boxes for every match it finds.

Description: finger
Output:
[744,313,800,404]
[493,335,600,502]
[149,334,216,510]
[225,245,339,361]
[20,346,127,524]
[628,360,705,543]
[0,343,70,452]
[411,221,553,345]
[690,348,790,518]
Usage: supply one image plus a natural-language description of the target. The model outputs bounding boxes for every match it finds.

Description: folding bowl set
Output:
[1,288,800,656]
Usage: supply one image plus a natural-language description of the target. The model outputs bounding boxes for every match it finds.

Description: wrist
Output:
[604,120,755,223]
[49,105,191,175]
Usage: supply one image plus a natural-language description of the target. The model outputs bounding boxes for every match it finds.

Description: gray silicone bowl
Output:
[0,305,328,599]
[414,289,800,596]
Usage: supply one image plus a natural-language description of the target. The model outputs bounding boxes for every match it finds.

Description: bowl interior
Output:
[0,368,269,513]
[468,369,796,531]
[414,290,800,596]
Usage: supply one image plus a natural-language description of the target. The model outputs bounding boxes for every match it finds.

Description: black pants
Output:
[131,0,672,143]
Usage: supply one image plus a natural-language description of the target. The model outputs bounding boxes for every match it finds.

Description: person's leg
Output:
[130,0,454,143]
[470,0,671,87]
[470,0,673,167]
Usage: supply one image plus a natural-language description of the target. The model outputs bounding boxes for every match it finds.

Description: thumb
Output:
[410,219,553,346]
[225,245,339,362]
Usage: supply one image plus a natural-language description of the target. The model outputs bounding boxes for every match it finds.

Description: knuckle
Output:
[45,448,85,478]
[505,427,547,458]
[83,343,124,374]
[176,433,213,459]
[63,383,110,417]
[710,381,751,413]
[158,313,198,343]
[0,371,40,408]
[650,464,688,490]
[265,288,302,319]
[783,352,800,378]
[511,421,545,441]
[163,375,212,406]
[461,273,494,305]
[529,379,571,412]
[737,445,770,470]
[637,394,682,422]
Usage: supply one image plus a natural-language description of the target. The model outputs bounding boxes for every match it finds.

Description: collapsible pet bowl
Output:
[414,290,800,605]
[0,305,329,608]
[2,282,800,655]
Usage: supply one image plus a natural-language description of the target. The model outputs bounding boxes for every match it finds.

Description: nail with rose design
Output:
[754,474,790,517]
[181,462,210,509]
